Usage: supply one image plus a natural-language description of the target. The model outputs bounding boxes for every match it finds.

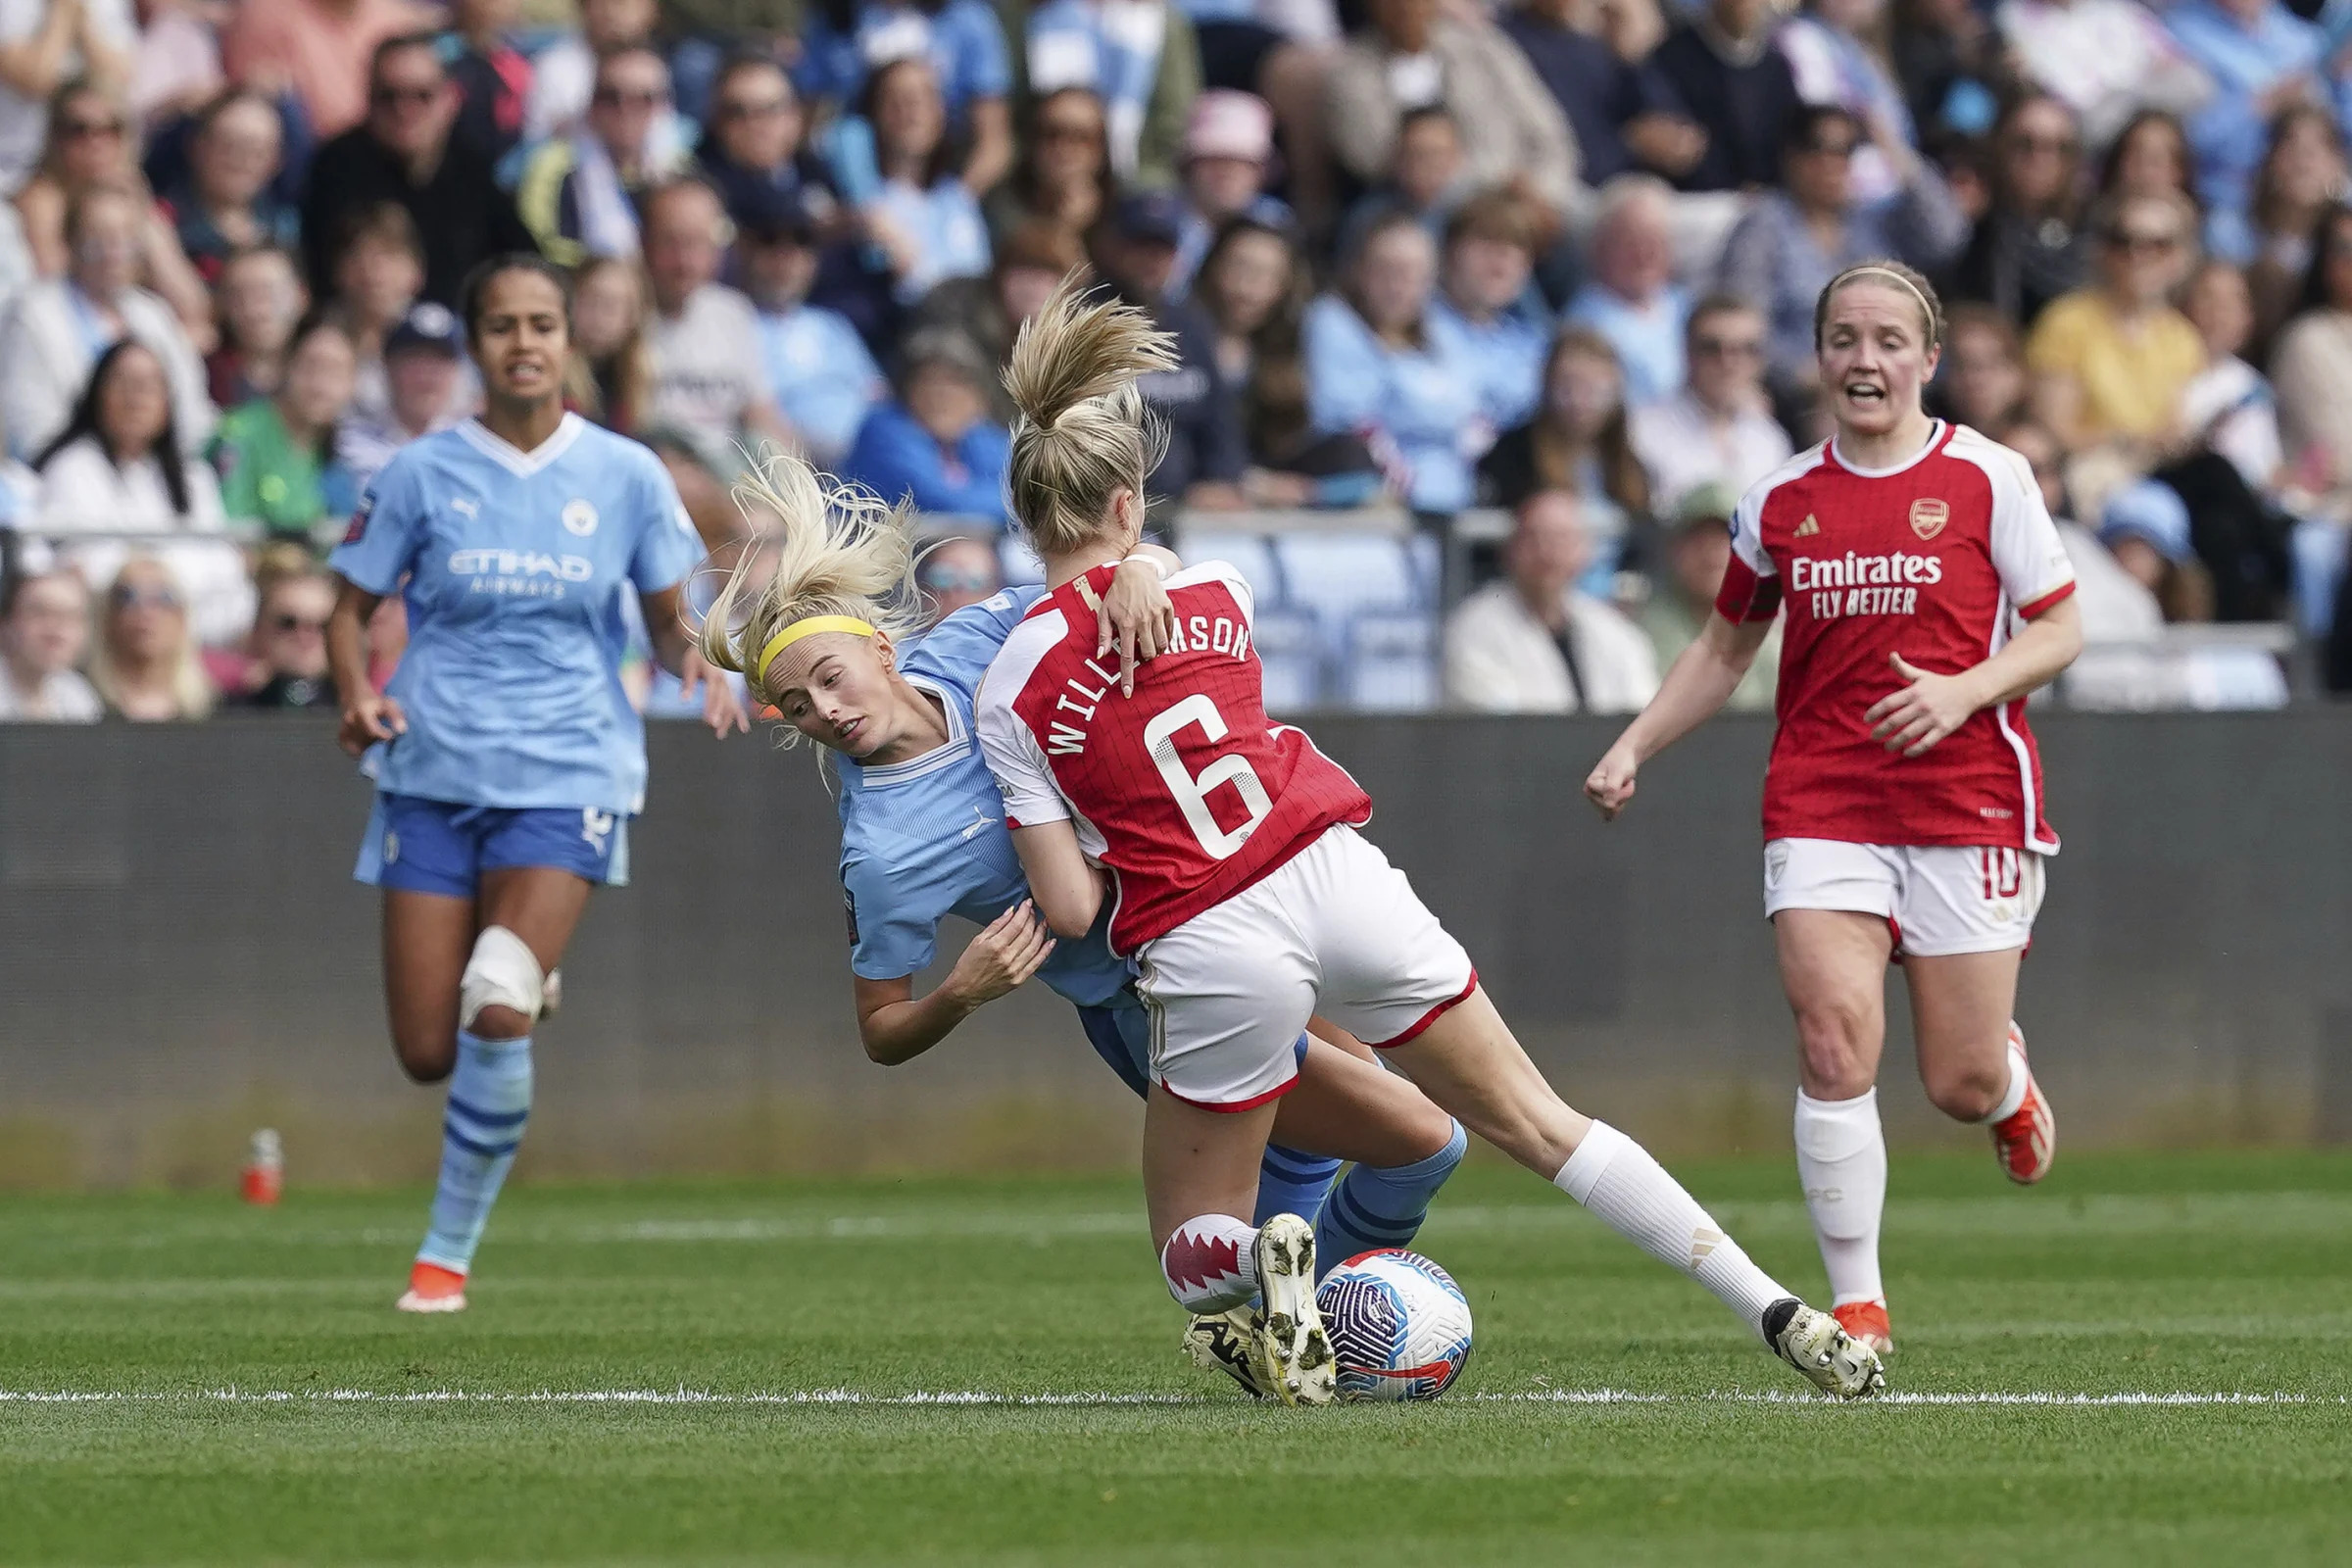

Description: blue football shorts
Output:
[353,791,632,898]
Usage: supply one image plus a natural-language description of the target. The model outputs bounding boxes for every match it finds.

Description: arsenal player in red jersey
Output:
[1587,261,2084,1356]
[977,279,1884,1405]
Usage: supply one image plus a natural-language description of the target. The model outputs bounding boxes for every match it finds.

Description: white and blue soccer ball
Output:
[1315,1248,1474,1402]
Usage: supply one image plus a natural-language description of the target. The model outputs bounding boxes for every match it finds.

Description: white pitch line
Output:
[0,1388,2334,1407]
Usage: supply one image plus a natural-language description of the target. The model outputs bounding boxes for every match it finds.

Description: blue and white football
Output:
[1315,1249,1474,1402]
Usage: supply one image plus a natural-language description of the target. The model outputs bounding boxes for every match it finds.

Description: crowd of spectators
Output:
[4,0,2352,725]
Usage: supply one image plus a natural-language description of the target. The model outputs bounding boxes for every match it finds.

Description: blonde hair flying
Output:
[695,452,926,721]
[1003,273,1178,557]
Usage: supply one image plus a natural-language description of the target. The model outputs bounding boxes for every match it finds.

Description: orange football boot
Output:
[1832,1299,1894,1355]
[396,1260,468,1313]
[1989,1023,2055,1185]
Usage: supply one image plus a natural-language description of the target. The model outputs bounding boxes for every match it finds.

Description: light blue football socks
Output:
[416,1030,534,1274]
[1314,1120,1468,1277]
[1253,1143,1345,1227]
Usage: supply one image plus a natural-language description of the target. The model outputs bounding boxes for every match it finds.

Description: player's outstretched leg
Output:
[1796,1088,1892,1353]
[1390,989,1886,1399]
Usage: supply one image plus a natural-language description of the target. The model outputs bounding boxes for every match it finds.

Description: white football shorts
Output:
[1763,837,2046,957]
[1133,824,1478,1109]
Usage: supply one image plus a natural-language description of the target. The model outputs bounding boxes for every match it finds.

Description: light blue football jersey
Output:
[328,415,703,815]
[837,586,1132,1007]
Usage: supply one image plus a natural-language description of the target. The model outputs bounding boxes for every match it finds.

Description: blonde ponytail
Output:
[1004,274,1178,557]
[696,451,926,723]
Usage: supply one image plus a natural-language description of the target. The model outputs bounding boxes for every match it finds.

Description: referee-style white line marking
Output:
[0,1389,2332,1407]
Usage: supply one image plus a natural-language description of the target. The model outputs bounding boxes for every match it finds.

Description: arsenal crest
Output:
[1909,497,1949,541]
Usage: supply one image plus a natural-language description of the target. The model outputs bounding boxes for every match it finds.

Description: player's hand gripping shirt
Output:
[1714,422,2077,852]
[328,415,703,816]
[975,561,1373,955]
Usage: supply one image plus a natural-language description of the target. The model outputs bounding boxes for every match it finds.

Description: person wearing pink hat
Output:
[1171,89,1293,296]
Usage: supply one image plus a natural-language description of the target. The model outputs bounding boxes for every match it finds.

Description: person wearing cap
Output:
[1168,89,1291,296]
[839,325,1012,525]
[1442,487,1659,712]
[1635,480,1778,711]
[1627,294,1792,511]
[339,301,474,489]
[736,189,887,466]
[1087,188,1250,510]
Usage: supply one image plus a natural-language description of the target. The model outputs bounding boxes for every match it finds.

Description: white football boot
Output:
[1250,1214,1336,1406]
[1183,1307,1274,1398]
[1765,1298,1886,1400]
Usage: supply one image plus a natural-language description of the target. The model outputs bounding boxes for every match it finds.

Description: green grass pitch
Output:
[4,1150,2349,1566]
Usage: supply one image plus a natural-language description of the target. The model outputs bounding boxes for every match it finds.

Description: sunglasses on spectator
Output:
[2007,132,2079,156]
[2109,228,2180,254]
[270,612,328,635]
[63,116,124,139]
[371,82,440,108]
[1693,335,1763,359]
[1801,138,1857,158]
[719,95,790,120]
[1038,120,1101,144]
[595,86,669,109]
[111,585,180,611]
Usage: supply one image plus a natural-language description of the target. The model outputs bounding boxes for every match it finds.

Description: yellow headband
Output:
[757,615,876,683]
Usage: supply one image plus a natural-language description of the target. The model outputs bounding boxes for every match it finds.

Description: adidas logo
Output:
[1690,1226,1724,1267]
[1793,514,1821,538]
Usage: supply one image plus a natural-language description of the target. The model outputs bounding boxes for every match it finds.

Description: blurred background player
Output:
[696,456,1469,1396]
[1586,261,2083,1356]
[971,281,1885,1405]
[325,253,748,1314]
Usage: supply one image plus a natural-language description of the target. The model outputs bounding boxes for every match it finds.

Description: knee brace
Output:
[460,925,545,1031]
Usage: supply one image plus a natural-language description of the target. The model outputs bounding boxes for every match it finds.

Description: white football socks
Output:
[1979,1032,2031,1124]
[1794,1087,1887,1308]
[1159,1214,1259,1312]
[1554,1121,1788,1335]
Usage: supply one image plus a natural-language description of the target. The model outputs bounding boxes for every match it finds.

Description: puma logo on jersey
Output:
[1793,514,1820,538]
[452,497,480,518]
[960,807,996,841]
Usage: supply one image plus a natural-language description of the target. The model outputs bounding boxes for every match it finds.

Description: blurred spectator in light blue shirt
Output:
[861,57,993,305]
[842,326,1011,525]
[1427,190,1547,436]
[1303,208,1483,515]
[798,0,1015,193]
[2167,0,2333,240]
[736,189,886,466]
[1561,175,1690,406]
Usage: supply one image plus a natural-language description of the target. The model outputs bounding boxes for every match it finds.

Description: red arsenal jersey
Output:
[1713,421,2077,853]
[975,561,1372,954]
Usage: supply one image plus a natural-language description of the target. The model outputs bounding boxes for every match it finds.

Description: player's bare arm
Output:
[1586,612,1774,819]
[326,576,405,757]
[852,902,1058,1065]
[1008,822,1108,939]
[1866,595,2082,757]
[641,583,752,738]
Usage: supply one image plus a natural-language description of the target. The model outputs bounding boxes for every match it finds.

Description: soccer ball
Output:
[1315,1249,1474,1402]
